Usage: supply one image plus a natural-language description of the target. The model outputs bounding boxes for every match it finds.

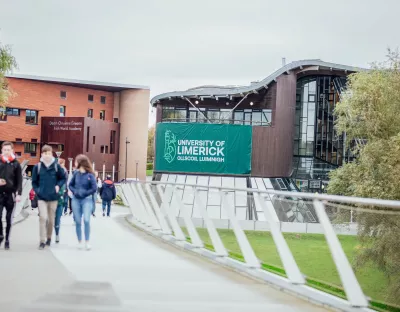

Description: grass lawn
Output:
[146,169,153,176]
[183,227,392,305]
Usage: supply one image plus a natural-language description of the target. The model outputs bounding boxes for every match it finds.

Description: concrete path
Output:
[1,205,327,312]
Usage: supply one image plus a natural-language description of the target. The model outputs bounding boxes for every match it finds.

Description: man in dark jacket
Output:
[31,145,66,250]
[0,142,22,250]
[100,175,116,217]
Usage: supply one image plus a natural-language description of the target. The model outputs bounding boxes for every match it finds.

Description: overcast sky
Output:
[1,0,399,125]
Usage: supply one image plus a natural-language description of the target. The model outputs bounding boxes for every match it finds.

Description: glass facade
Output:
[162,105,272,126]
[294,76,349,166]
[292,75,354,191]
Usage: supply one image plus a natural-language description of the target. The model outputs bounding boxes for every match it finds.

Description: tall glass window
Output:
[294,76,346,166]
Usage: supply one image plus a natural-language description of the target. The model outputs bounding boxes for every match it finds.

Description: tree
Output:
[0,42,18,118]
[328,49,400,303]
[147,126,155,162]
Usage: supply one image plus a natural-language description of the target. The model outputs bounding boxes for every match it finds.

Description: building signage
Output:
[155,123,252,175]
[309,180,321,189]
[48,120,83,131]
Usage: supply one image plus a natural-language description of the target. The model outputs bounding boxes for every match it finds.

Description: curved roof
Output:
[151,59,366,105]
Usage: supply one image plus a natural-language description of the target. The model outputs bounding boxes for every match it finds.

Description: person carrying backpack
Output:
[100,175,116,217]
[68,154,97,250]
[31,145,66,250]
[0,141,22,250]
[54,158,69,243]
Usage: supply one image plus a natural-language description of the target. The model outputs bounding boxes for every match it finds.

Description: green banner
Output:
[155,123,252,175]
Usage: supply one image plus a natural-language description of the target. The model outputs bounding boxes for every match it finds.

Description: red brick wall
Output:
[0,78,114,165]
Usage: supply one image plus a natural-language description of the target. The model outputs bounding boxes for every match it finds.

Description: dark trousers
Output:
[63,194,72,214]
[0,193,15,241]
[55,204,63,236]
[102,200,112,216]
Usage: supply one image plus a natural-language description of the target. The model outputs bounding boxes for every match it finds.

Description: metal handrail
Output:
[143,180,400,209]
[161,118,272,126]
[118,180,399,310]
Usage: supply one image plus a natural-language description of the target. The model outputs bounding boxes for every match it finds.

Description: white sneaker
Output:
[85,243,91,251]
[77,242,83,250]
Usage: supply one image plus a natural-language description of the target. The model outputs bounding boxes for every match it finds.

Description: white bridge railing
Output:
[118,181,400,312]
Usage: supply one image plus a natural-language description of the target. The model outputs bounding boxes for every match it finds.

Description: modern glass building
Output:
[151,59,364,193]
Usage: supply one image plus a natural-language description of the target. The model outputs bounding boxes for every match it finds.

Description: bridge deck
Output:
[1,207,327,312]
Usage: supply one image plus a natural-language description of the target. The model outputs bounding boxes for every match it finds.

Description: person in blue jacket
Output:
[68,154,97,251]
[32,145,66,250]
[100,175,116,217]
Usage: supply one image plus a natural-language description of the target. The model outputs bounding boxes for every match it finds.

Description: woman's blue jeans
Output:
[72,196,92,241]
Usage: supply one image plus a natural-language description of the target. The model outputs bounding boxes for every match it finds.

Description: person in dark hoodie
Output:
[68,154,97,250]
[32,145,66,250]
[53,158,69,243]
[100,175,116,217]
[0,141,22,250]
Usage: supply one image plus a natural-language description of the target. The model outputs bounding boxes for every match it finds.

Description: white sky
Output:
[1,0,399,126]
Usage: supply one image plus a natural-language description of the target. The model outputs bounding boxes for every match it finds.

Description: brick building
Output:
[1,74,150,180]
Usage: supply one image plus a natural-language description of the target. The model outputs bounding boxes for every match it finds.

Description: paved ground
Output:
[1,205,327,312]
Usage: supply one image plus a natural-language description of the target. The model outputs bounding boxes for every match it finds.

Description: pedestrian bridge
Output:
[3,180,399,312]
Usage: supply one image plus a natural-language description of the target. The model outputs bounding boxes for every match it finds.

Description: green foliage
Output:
[146,163,153,170]
[0,42,17,107]
[147,126,155,161]
[328,49,400,304]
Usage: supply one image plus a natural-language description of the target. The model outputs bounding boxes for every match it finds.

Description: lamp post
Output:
[135,160,139,181]
[112,165,115,182]
[68,158,73,174]
[125,137,130,180]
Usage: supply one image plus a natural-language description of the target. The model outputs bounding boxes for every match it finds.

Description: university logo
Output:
[163,130,177,163]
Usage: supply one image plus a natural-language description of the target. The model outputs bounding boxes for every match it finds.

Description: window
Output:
[7,108,20,116]
[87,109,93,118]
[0,107,7,121]
[252,110,262,126]
[105,146,109,154]
[60,105,66,117]
[261,109,272,125]
[100,96,106,104]
[15,152,21,157]
[24,143,36,153]
[31,138,38,143]
[93,136,96,144]
[233,111,244,124]
[57,144,64,152]
[88,94,94,102]
[86,127,90,152]
[15,138,22,142]
[110,130,116,154]
[100,145,105,153]
[60,91,67,99]
[26,110,38,124]
[113,118,119,123]
[100,110,105,120]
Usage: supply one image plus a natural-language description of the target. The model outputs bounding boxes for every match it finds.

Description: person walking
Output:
[100,175,116,217]
[64,166,76,216]
[32,145,66,250]
[54,158,68,243]
[68,154,97,250]
[91,171,101,217]
[0,142,22,250]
